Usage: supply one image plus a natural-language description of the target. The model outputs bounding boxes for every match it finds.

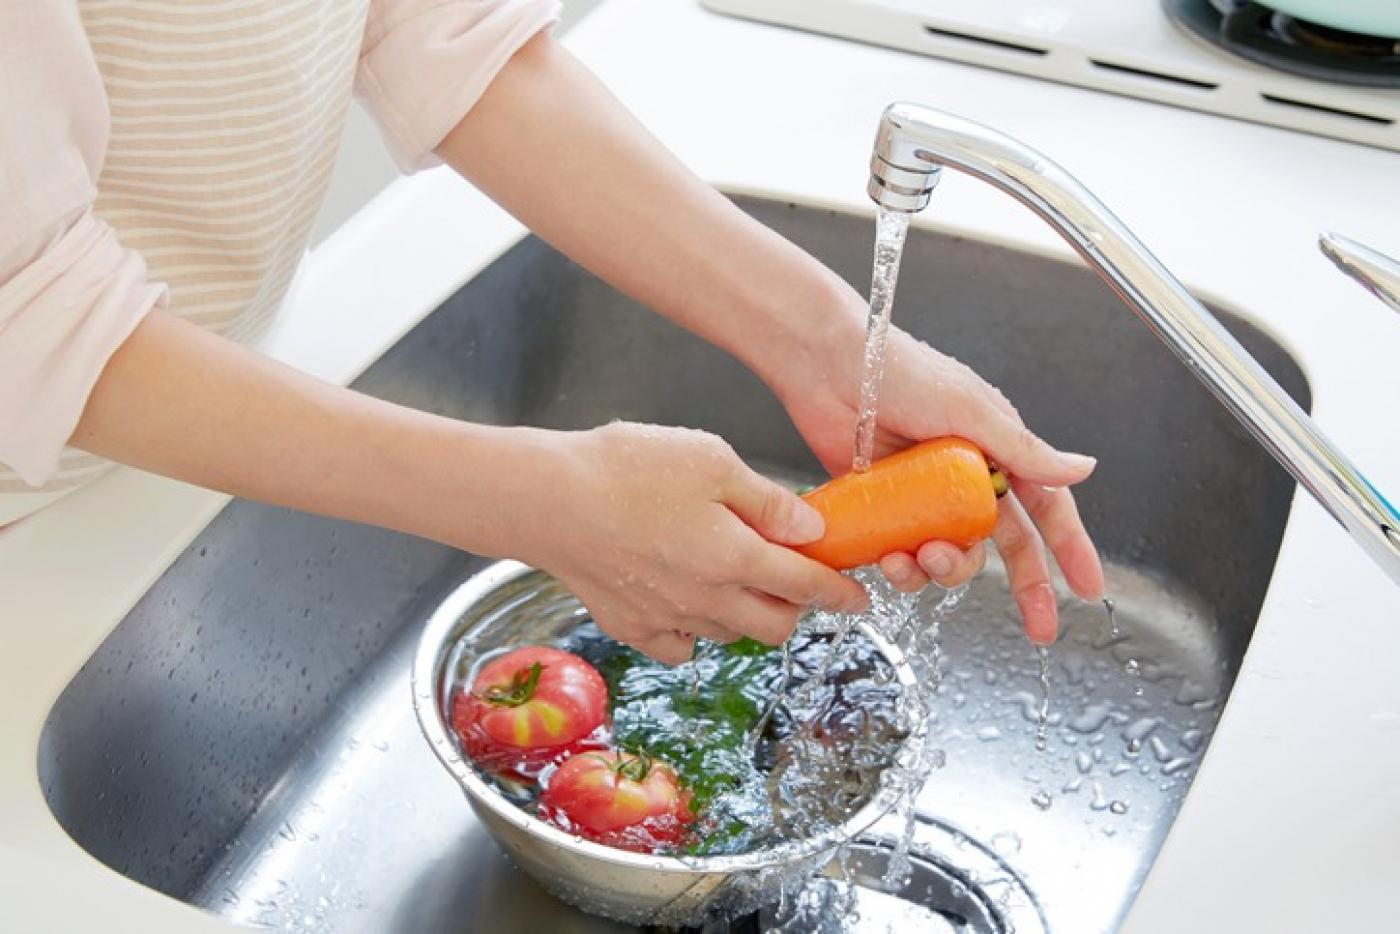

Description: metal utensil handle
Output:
[1320,232,1400,315]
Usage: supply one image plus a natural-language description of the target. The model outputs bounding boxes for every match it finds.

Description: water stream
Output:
[771,206,947,922]
[1035,646,1052,753]
[852,207,912,473]
[1105,597,1141,695]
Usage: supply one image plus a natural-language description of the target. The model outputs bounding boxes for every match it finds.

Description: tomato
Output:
[538,749,693,853]
[451,646,608,781]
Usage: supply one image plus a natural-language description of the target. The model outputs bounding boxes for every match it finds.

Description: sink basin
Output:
[38,197,1308,932]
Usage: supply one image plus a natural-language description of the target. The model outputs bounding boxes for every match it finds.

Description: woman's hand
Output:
[520,422,869,664]
[438,33,1098,646]
[767,294,1105,646]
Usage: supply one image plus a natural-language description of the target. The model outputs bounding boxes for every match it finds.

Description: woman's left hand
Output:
[767,296,1105,646]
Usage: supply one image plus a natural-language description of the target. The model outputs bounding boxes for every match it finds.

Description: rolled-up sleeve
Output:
[355,0,561,171]
[0,3,168,487]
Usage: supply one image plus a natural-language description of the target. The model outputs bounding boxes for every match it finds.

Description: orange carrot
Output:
[797,437,1006,571]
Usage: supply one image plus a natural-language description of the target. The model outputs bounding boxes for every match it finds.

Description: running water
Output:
[852,207,912,473]
[1104,597,1142,695]
[877,582,963,890]
[1034,646,1051,753]
[772,205,946,909]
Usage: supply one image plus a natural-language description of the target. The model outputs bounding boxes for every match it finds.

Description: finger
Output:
[747,542,869,613]
[1011,478,1105,601]
[992,493,1058,646]
[915,540,986,589]
[723,466,826,546]
[718,589,804,646]
[676,617,745,645]
[632,631,697,666]
[879,552,930,593]
[943,374,1097,488]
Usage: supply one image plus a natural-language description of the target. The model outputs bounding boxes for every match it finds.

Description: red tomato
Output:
[538,749,694,853]
[451,646,608,781]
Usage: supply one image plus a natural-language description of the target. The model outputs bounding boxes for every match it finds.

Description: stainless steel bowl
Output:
[410,560,925,927]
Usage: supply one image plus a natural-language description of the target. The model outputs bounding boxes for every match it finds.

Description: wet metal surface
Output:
[39,198,1308,931]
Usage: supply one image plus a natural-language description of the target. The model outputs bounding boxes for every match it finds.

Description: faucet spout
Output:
[868,102,1400,587]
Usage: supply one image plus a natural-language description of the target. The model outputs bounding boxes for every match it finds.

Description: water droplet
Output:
[1103,597,1119,638]
[1123,717,1159,745]
[1069,703,1112,734]
[1030,790,1053,810]
[1109,800,1129,815]
[976,726,1003,742]
[1162,756,1193,775]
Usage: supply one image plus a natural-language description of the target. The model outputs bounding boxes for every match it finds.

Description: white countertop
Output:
[2,1,1397,930]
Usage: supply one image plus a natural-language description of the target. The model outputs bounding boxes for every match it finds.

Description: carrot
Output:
[796,437,1006,571]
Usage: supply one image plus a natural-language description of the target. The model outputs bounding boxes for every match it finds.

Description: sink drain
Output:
[693,816,1045,934]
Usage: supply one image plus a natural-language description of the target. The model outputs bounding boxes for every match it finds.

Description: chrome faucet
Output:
[867,102,1400,587]
[1319,233,1400,316]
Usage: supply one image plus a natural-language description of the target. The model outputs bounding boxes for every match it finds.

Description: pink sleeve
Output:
[355,0,562,171]
[0,4,168,487]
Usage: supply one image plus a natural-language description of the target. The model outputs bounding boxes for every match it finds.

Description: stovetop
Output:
[701,0,1400,151]
[1165,0,1400,88]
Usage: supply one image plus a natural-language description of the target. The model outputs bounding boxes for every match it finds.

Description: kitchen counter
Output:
[2,1,1397,930]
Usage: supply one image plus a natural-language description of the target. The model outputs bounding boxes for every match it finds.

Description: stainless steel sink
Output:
[38,198,1309,933]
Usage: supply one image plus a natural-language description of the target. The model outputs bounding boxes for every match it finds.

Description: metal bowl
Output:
[410,560,925,928]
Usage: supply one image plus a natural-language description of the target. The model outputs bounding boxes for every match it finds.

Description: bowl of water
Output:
[411,559,928,928]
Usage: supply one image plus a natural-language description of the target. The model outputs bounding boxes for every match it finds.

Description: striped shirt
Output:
[0,0,558,523]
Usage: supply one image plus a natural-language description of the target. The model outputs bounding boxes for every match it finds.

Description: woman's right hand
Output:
[521,422,869,664]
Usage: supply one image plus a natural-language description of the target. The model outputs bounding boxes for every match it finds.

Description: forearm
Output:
[436,33,864,390]
[72,311,562,556]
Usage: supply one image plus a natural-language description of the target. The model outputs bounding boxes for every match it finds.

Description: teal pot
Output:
[1258,0,1400,39]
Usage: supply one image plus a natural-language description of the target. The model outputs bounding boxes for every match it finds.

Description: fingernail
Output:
[1058,452,1097,474]
[843,588,870,614]
[926,550,955,579]
[790,501,826,543]
[883,559,910,584]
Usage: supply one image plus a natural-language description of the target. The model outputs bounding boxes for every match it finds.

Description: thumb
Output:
[725,469,826,546]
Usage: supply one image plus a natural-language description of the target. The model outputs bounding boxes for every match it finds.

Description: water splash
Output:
[746,640,795,758]
[852,207,911,473]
